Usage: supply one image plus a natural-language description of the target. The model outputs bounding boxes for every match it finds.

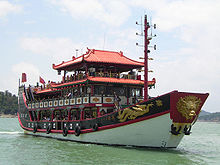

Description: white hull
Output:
[24,113,184,148]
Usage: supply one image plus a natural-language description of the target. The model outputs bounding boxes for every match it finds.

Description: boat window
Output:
[70,109,80,121]
[80,86,87,96]
[53,109,68,121]
[94,85,105,95]
[63,89,73,98]
[83,108,97,119]
[39,110,51,121]
[99,108,114,116]
[106,86,126,96]
[107,108,114,113]
[94,85,126,96]
[87,86,91,94]
[131,88,142,97]
[99,108,107,116]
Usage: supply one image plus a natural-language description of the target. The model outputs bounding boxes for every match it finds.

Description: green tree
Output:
[0,91,18,115]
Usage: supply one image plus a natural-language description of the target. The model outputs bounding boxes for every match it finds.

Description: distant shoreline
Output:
[198,120,220,122]
[0,114,17,118]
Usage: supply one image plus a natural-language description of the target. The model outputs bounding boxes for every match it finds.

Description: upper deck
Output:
[21,48,156,113]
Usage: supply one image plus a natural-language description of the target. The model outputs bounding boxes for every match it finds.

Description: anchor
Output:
[170,124,182,135]
[183,125,192,135]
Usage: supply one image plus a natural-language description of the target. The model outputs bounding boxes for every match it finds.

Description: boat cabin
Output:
[25,49,156,123]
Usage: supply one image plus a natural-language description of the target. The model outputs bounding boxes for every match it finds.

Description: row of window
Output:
[94,86,142,97]
[29,107,114,121]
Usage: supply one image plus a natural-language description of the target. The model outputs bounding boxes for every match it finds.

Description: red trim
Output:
[43,76,155,90]
[29,111,33,121]
[18,113,32,131]
[36,88,59,94]
[51,79,87,88]
[22,93,28,108]
[18,110,170,135]
[88,76,145,85]
[170,91,209,123]
[81,110,170,134]
[50,77,155,88]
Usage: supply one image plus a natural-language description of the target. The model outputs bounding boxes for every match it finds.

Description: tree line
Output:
[199,112,220,122]
[0,90,18,115]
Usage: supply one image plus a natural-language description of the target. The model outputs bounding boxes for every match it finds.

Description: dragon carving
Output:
[117,103,154,122]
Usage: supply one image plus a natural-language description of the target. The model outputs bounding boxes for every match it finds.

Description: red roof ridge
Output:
[87,48,143,65]
[91,48,122,54]
[53,49,91,69]
[120,53,144,65]
[87,76,144,85]
[53,48,144,70]
[90,49,142,63]
[51,78,88,88]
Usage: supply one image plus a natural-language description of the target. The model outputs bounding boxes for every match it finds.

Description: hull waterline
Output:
[23,113,183,148]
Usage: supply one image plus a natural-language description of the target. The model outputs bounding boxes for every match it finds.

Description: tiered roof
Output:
[53,49,144,71]
[50,77,156,88]
[36,77,156,94]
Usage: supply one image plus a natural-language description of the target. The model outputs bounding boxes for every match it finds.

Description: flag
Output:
[21,73,27,83]
[39,76,45,84]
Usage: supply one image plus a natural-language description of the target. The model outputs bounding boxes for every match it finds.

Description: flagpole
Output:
[144,15,150,101]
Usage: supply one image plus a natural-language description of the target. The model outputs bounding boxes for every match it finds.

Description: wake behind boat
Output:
[17,15,209,148]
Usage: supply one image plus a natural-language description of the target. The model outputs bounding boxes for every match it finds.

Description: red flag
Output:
[39,76,45,84]
[21,73,27,83]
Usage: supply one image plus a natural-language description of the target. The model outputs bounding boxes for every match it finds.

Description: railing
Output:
[63,72,141,83]
[27,95,144,109]
[90,72,140,80]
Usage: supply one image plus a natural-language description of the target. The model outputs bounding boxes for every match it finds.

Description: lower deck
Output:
[22,113,183,148]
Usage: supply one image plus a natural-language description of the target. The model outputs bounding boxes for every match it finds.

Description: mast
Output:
[136,15,156,101]
[144,15,150,101]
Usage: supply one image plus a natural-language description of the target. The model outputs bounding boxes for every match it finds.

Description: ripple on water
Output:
[0,119,220,165]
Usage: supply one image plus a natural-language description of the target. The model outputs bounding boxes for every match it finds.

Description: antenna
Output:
[140,16,143,36]
[136,15,157,101]
[150,16,153,36]
[136,16,143,36]
[75,49,79,57]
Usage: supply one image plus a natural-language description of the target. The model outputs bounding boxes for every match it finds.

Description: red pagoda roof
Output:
[88,77,144,85]
[53,49,144,70]
[35,88,60,94]
[51,79,88,88]
[50,76,155,89]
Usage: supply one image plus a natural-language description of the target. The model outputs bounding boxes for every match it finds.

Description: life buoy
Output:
[74,124,81,137]
[92,123,99,131]
[33,123,38,133]
[46,124,52,134]
[63,126,68,137]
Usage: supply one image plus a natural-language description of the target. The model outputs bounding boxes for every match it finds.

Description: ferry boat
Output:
[17,15,209,148]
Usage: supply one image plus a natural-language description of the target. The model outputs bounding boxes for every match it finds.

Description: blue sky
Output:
[0,0,220,112]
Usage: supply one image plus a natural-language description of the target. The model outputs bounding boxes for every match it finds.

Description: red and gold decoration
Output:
[117,103,154,122]
[176,95,201,120]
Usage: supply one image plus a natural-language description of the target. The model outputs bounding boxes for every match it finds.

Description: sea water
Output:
[0,118,219,165]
